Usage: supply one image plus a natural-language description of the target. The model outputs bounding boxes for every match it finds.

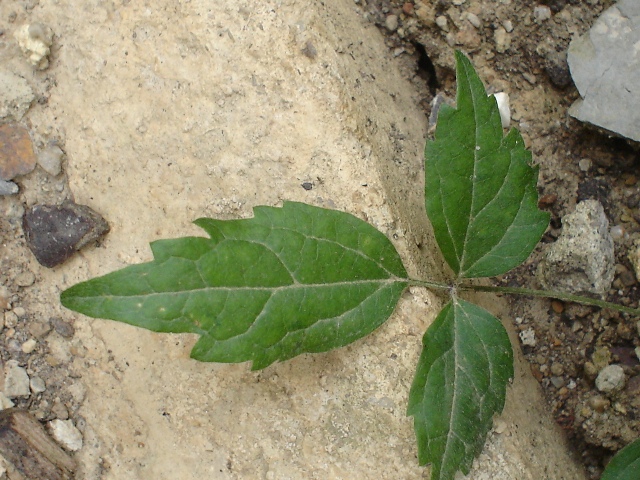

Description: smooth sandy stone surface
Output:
[568,0,640,142]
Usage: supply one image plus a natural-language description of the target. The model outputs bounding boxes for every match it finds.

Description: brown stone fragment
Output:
[538,193,557,208]
[402,2,414,15]
[551,300,564,314]
[0,124,36,181]
[0,408,76,480]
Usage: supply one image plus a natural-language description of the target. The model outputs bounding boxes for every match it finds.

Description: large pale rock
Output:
[567,0,640,142]
[0,0,587,478]
[537,200,615,296]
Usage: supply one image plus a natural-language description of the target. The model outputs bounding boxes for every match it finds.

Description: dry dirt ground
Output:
[0,0,636,479]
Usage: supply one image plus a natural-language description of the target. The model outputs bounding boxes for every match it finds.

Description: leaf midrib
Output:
[456,55,483,282]
[73,277,407,300]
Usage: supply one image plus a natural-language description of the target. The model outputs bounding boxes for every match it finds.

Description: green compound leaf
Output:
[407,297,513,480]
[601,437,640,480]
[61,201,408,370]
[425,51,549,279]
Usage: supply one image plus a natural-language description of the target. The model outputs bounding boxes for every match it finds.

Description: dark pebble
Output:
[22,200,110,268]
[544,51,572,89]
[301,41,317,59]
[51,317,75,338]
[301,182,313,191]
[619,270,637,287]
[611,346,639,367]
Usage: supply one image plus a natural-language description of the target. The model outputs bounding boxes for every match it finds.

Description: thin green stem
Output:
[407,278,451,291]
[457,283,640,316]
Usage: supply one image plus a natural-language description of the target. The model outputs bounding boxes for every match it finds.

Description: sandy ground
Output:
[1,0,587,478]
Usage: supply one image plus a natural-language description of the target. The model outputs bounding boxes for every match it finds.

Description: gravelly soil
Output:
[361,0,639,477]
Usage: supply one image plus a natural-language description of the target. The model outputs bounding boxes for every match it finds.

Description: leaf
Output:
[601,437,640,480]
[425,51,549,279]
[407,297,513,480]
[61,201,408,369]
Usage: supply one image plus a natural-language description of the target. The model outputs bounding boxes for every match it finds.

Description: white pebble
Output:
[21,338,37,354]
[610,224,625,241]
[14,23,54,70]
[435,16,449,32]
[494,26,510,53]
[466,13,481,29]
[519,328,536,347]
[493,92,511,128]
[385,15,399,32]
[534,5,551,22]
[49,419,83,451]
[502,19,514,33]
[595,365,626,393]
[578,158,592,171]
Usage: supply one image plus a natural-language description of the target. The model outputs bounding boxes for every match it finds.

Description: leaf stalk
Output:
[457,283,640,316]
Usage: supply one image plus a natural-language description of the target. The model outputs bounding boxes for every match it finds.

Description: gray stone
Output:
[30,376,46,394]
[0,179,18,196]
[3,360,30,398]
[533,5,551,22]
[627,240,640,284]
[537,200,615,296]
[567,0,640,142]
[385,15,398,32]
[595,364,626,393]
[37,144,64,176]
[0,392,15,410]
[0,71,34,122]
